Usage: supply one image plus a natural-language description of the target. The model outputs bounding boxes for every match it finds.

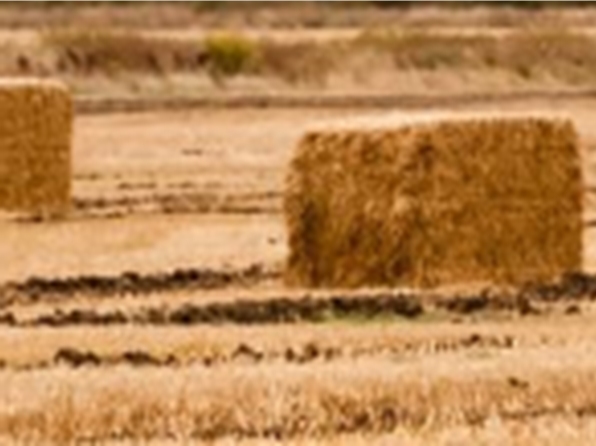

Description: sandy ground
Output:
[0,214,285,282]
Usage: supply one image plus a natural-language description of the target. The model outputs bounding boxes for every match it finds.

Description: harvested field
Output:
[0,98,595,443]
[4,345,596,443]
[2,97,585,444]
[4,4,596,443]
[0,98,596,444]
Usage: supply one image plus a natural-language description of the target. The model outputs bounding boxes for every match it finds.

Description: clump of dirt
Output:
[36,309,128,327]
[439,290,539,316]
[438,272,596,316]
[565,304,581,315]
[506,376,530,390]
[355,272,596,319]
[54,348,102,367]
[231,343,264,363]
[119,350,176,367]
[283,342,340,364]
[53,347,176,368]
[449,333,515,350]
[520,271,596,302]
[0,312,16,326]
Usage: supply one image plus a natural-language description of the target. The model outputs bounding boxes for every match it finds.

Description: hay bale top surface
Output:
[0,78,68,91]
[307,110,573,134]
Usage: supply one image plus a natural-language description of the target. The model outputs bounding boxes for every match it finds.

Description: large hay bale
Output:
[0,79,72,217]
[285,113,583,288]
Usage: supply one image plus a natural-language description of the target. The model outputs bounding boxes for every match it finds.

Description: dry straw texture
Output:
[0,79,71,217]
[285,114,583,288]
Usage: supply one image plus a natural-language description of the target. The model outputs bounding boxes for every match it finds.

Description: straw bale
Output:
[0,79,72,218]
[285,115,583,288]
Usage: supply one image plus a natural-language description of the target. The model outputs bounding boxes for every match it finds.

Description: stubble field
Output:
[3,3,596,444]
[0,96,592,444]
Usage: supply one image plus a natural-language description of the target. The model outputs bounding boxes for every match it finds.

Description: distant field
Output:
[5,24,596,99]
[2,2,596,103]
[4,2,596,30]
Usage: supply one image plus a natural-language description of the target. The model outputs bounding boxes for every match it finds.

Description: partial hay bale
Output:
[285,114,583,288]
[0,79,71,218]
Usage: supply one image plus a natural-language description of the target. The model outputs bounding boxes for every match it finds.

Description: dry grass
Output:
[18,28,596,91]
[114,416,596,445]
[254,40,340,86]
[352,28,596,80]
[43,30,206,76]
[286,114,582,288]
[1,344,596,443]
[103,416,596,445]
[0,308,595,443]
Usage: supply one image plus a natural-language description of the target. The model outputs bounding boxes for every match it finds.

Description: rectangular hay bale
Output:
[0,79,72,217]
[285,114,583,288]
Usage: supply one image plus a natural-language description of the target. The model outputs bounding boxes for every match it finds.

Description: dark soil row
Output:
[52,347,176,368]
[49,344,339,368]
[2,271,594,327]
[0,264,277,309]
[4,331,518,370]
[439,271,596,314]
[21,293,424,327]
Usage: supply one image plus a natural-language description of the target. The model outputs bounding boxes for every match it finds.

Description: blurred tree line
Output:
[3,1,596,9]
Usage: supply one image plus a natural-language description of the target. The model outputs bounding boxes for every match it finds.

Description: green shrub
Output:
[204,34,256,83]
